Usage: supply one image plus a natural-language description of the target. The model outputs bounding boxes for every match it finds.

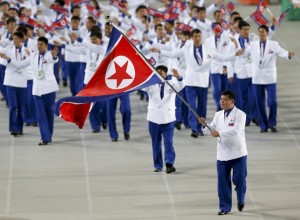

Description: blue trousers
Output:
[24,80,37,124]
[0,64,7,102]
[253,84,277,130]
[6,86,27,132]
[79,63,86,91]
[211,73,227,111]
[185,86,208,133]
[175,89,189,126]
[33,92,56,142]
[217,156,247,212]
[148,121,176,169]
[107,94,131,139]
[89,101,107,131]
[66,62,84,96]
[236,78,255,125]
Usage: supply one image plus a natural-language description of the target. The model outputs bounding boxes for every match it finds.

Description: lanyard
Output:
[38,53,45,69]
[15,48,22,61]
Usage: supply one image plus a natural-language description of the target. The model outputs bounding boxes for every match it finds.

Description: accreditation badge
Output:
[38,70,45,79]
[16,68,22,74]
[89,62,96,71]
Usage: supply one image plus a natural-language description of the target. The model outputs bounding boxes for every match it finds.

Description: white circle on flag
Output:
[164,14,170,19]
[61,20,66,25]
[24,17,28,22]
[105,56,135,89]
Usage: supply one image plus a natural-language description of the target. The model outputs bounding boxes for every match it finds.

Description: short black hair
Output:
[155,23,163,30]
[197,7,206,13]
[71,16,80,21]
[105,21,112,27]
[135,4,147,13]
[13,31,24,40]
[233,16,243,24]
[87,16,96,24]
[71,5,80,13]
[6,17,16,25]
[238,20,250,30]
[38,36,48,45]
[191,28,201,36]
[230,11,240,18]
[221,90,235,101]
[0,1,10,7]
[16,25,28,36]
[55,0,65,6]
[90,25,101,33]
[258,25,269,33]
[181,30,191,37]
[213,10,221,17]
[9,7,18,13]
[90,31,102,40]
[156,65,168,73]
[19,6,27,17]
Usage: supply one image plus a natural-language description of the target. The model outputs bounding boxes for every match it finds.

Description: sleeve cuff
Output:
[77,37,83,43]
[177,76,183,81]
[270,25,275,31]
[61,44,66,49]
[7,58,11,63]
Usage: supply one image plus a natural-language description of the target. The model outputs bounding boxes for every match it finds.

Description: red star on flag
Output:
[107,61,133,88]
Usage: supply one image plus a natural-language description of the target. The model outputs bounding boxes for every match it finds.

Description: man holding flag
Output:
[143,65,185,173]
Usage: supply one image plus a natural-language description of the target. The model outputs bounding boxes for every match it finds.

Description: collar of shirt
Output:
[224,107,234,116]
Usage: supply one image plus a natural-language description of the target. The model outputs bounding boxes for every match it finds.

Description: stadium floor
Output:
[0,2,300,220]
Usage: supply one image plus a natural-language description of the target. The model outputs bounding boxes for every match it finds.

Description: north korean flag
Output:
[46,16,69,33]
[250,11,269,25]
[86,3,101,19]
[54,26,163,128]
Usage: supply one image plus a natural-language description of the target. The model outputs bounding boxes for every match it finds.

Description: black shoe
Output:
[199,132,204,136]
[92,130,100,133]
[32,122,38,127]
[63,80,68,87]
[252,118,259,126]
[245,122,250,127]
[166,166,176,174]
[111,138,118,142]
[270,127,277,133]
[25,123,31,126]
[11,131,18,136]
[260,129,268,133]
[102,123,107,130]
[124,133,130,140]
[237,203,244,212]
[184,124,190,129]
[218,210,229,215]
[175,122,181,130]
[191,131,199,138]
[0,97,4,101]
[38,140,48,146]
[154,168,162,172]
[17,131,23,135]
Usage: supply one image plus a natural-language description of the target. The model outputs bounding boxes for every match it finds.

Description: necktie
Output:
[216,37,220,49]
[195,48,203,65]
[260,43,264,58]
[160,83,164,99]
[244,38,248,49]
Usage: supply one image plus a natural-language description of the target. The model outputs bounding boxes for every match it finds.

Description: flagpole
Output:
[105,16,212,131]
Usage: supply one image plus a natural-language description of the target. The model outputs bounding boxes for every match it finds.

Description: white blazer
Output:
[2,45,31,88]
[160,40,212,88]
[64,39,106,85]
[10,51,59,96]
[144,76,185,124]
[205,32,234,74]
[208,107,248,161]
[246,40,290,85]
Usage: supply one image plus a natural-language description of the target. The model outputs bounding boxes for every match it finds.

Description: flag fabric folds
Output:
[53,26,163,128]
[278,7,290,26]
[86,3,101,19]
[46,16,69,33]
[147,7,179,20]
[168,0,186,13]
[250,0,269,26]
